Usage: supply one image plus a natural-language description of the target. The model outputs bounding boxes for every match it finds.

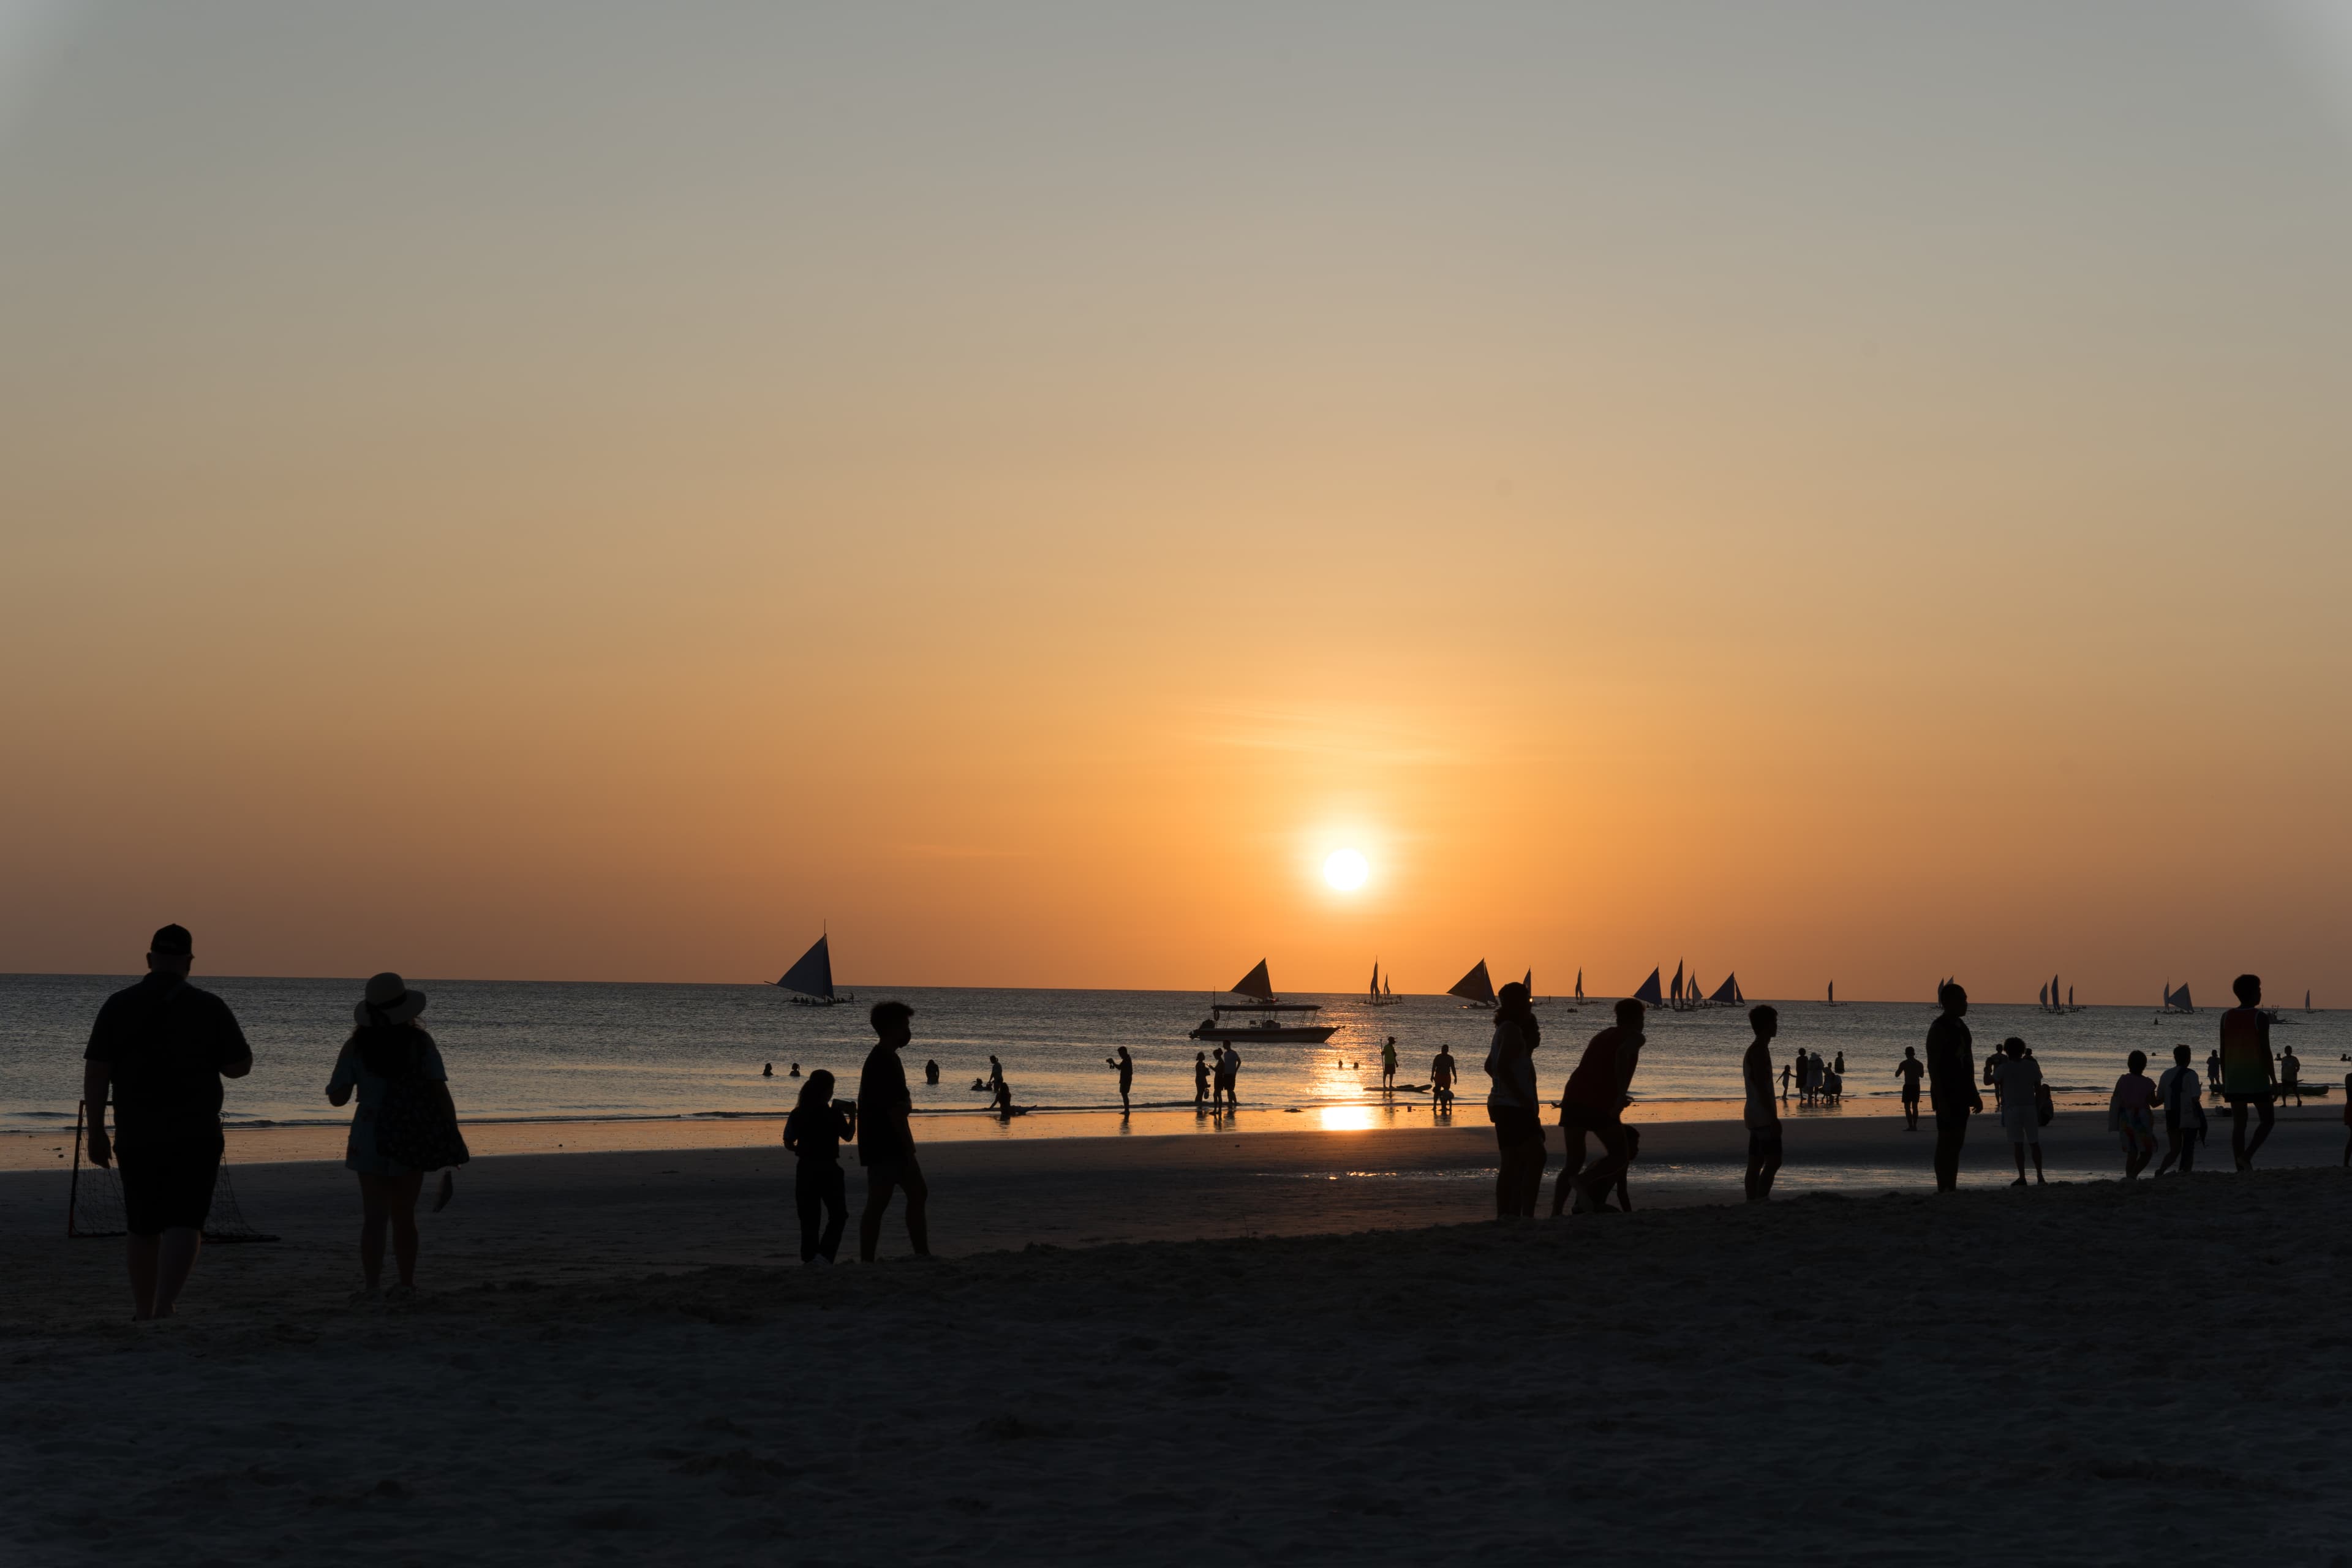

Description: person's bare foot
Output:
[433,1170,455,1213]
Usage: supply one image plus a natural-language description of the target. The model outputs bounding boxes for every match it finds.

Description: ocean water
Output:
[6,974,2345,1134]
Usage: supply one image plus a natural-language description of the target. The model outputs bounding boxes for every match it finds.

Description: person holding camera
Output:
[785,1069,858,1264]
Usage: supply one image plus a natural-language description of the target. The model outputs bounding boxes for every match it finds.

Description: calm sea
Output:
[5,974,2343,1135]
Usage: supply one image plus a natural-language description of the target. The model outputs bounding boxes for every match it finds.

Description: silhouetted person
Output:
[924,1058,939,1085]
[1193,1050,1210,1109]
[2342,1070,2352,1167]
[1431,1043,1457,1110]
[2280,1043,2302,1107]
[1926,982,1981,1193]
[2111,1049,2158,1180]
[1219,1044,1243,1109]
[1556,998,1645,1215]
[1743,1005,1782,1202]
[856,1001,929,1261]
[1896,1047,1924,1131]
[1834,1050,1845,1080]
[2206,1047,2224,1101]
[788,1062,801,1078]
[1780,1058,1793,1102]
[1482,982,1545,1217]
[785,1069,856,1264]
[986,1054,1007,1104]
[2156,1044,2205,1175]
[2220,974,2277,1170]
[1382,1036,1398,1090]
[1106,1046,1134,1114]
[81,924,252,1321]
[1614,1125,1642,1211]
[1993,1037,2045,1187]
[763,1063,773,1078]
[328,973,464,1298]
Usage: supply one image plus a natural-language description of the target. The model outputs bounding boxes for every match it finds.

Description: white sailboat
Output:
[2160,981,2196,1014]
[1573,968,1585,1006]
[1825,980,1838,1008]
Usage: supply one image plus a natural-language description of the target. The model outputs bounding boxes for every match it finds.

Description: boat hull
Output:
[1189,1024,1338,1043]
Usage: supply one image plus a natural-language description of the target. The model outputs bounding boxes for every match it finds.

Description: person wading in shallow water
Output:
[1105,1046,1134,1114]
[2219,974,2277,1172]
[857,1001,929,1262]
[1482,983,1545,1217]
[1431,1042,1458,1110]
[1926,982,1981,1193]
[81,924,253,1321]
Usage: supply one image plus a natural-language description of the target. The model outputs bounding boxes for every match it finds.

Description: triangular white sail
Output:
[777,934,834,1000]
[1448,960,1495,1005]
[1231,960,1276,1001]
[1633,967,1664,1006]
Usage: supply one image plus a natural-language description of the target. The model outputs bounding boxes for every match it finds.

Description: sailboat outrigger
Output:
[1189,960,1338,1043]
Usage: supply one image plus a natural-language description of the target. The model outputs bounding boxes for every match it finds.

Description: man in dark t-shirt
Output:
[856,1000,930,1262]
[1924,982,1980,1193]
[81,924,252,1319]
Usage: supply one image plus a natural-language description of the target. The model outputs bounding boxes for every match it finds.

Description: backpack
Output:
[2034,1082,2054,1127]
[372,1038,470,1172]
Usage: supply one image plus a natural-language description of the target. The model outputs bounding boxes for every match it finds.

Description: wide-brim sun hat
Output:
[357,971,428,1025]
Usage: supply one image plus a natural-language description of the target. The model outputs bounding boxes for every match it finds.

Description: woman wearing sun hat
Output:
[326,973,459,1298]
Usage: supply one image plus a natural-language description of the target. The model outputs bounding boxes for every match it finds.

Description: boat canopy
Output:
[777,935,834,1000]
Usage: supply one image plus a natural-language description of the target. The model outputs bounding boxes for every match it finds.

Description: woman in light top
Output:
[326,972,455,1298]
[1992,1036,2045,1188]
[2110,1049,2159,1180]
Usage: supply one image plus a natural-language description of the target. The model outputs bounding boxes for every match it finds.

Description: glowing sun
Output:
[1323,848,1369,891]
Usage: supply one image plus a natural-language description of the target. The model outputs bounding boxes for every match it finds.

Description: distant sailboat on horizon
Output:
[2161,980,2195,1014]
[776,932,845,1006]
[1573,968,1585,1006]
[1368,959,1402,1007]
[1825,979,1838,1007]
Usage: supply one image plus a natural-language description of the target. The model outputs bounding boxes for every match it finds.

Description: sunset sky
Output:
[3,2,2348,1001]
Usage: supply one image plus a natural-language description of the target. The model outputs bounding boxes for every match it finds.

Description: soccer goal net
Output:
[66,1101,278,1243]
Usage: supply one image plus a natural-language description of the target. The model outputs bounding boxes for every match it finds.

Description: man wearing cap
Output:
[81,924,252,1319]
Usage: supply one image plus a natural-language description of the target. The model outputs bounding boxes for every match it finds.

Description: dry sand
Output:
[6,1111,2352,1564]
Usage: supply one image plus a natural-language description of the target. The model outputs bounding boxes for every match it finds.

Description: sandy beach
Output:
[7,1110,2352,1564]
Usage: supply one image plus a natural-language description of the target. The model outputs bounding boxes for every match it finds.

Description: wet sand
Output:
[6,1110,2351,1564]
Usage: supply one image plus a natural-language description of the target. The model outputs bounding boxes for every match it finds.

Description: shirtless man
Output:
[1105,1046,1134,1114]
[2219,974,2277,1171]
[1896,1047,1925,1132]
[1381,1036,1398,1091]
[2280,1042,2302,1108]
[1430,1044,1458,1110]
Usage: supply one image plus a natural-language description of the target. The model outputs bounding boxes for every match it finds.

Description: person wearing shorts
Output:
[1483,983,1545,1217]
[1896,1048,1924,1131]
[81,924,253,1321]
[1992,1037,2045,1186]
[2157,1044,2206,1175]
[1743,1006,1783,1202]
[1924,983,1981,1193]
[2218,974,2277,1172]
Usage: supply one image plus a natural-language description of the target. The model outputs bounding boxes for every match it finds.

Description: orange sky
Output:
[2,4,2348,1001]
